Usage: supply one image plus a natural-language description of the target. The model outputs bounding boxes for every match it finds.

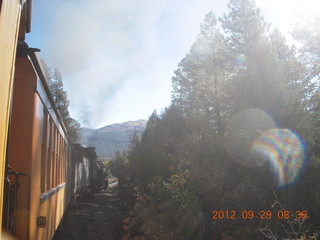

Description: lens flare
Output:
[251,129,306,187]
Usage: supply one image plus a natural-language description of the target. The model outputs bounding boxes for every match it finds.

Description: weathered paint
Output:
[0,0,22,233]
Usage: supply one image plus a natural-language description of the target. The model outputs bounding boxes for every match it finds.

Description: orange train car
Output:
[2,45,102,239]
[1,1,73,239]
[1,1,103,239]
[0,0,32,236]
[0,1,73,239]
[3,43,73,240]
[2,48,102,239]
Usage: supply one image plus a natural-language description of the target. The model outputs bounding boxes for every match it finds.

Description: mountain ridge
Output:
[78,119,147,160]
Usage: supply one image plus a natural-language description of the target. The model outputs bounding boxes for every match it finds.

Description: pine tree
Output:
[49,69,70,121]
[293,17,320,84]
[293,18,320,158]
[220,0,305,128]
[122,1,320,238]
[41,62,80,143]
[172,12,231,135]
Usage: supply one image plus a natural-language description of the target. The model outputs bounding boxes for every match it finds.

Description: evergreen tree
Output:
[293,17,320,84]
[220,0,305,128]
[120,1,320,238]
[220,0,269,56]
[49,69,70,121]
[41,61,80,143]
[108,150,129,185]
[293,18,320,157]
[172,12,231,135]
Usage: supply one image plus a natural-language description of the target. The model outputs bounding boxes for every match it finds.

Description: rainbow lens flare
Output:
[251,129,306,187]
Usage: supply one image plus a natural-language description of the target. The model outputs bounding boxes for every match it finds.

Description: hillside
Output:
[78,120,147,160]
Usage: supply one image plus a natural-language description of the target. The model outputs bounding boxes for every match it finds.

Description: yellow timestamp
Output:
[212,210,308,220]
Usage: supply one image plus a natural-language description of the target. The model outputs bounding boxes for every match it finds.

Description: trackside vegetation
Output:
[109,0,320,239]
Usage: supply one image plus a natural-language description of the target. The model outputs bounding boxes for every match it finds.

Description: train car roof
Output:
[72,144,98,163]
[19,0,32,40]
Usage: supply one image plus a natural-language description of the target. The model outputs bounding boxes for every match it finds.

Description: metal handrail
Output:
[7,170,31,240]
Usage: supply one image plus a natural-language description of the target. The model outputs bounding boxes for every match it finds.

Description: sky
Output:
[26,0,320,129]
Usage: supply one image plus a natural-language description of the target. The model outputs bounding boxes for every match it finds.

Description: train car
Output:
[0,0,32,235]
[71,144,100,201]
[1,45,103,239]
[1,2,103,239]
[0,1,72,238]
[2,42,73,240]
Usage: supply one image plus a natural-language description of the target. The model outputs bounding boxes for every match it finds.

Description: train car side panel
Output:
[0,0,22,231]
[6,52,72,240]
[33,55,72,240]
[38,185,66,240]
[7,56,37,240]
[30,95,43,240]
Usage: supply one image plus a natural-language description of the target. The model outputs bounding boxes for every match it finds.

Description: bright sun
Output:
[256,0,320,33]
[290,0,320,17]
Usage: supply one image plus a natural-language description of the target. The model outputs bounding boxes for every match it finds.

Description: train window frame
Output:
[52,125,56,188]
[47,119,52,191]
[41,108,48,193]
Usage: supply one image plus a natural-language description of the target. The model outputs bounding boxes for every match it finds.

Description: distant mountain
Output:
[78,120,147,160]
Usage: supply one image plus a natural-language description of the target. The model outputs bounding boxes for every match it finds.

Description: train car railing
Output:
[3,167,31,239]
[3,177,12,232]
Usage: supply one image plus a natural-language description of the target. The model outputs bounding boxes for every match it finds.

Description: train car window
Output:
[47,119,53,190]
[59,138,63,185]
[52,127,57,188]
[52,127,55,187]
[55,129,59,186]
[60,138,62,183]
[59,135,63,184]
[62,143,65,184]
[57,134,60,185]
[58,133,61,185]
[54,127,59,187]
[41,109,48,193]
[51,124,55,188]
[60,136,63,184]
[65,145,69,182]
[63,142,66,183]
[63,141,66,182]
[57,133,61,185]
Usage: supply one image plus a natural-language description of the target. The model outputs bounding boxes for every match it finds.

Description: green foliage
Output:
[108,150,130,184]
[116,0,320,239]
[172,12,231,135]
[124,174,203,240]
[42,61,81,142]
[293,17,320,83]
[293,17,320,163]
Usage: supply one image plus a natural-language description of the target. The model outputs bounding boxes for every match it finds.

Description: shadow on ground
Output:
[53,184,133,240]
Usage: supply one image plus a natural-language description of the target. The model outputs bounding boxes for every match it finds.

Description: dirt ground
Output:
[53,183,133,240]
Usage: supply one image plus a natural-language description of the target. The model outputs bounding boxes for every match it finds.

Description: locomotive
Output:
[0,1,102,239]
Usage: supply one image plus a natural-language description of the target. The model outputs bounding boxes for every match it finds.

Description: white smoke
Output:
[35,0,228,127]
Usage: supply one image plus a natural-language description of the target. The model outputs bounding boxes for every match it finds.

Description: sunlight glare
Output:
[251,129,306,187]
[256,0,320,34]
